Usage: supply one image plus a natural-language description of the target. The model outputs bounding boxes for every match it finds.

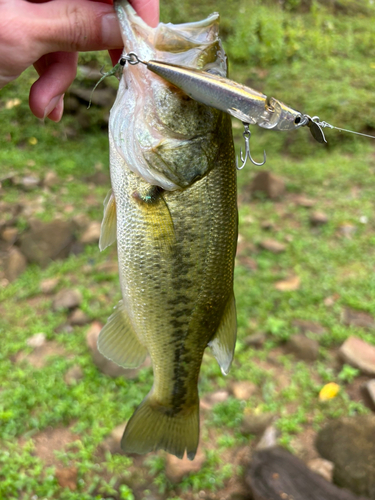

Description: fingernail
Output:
[102,13,123,48]
[44,94,63,120]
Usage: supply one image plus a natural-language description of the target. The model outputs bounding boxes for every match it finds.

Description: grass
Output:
[1,0,375,498]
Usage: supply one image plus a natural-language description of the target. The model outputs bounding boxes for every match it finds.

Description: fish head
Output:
[110,1,229,190]
[257,96,307,131]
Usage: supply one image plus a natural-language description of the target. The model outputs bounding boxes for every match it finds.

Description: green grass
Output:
[1,0,375,498]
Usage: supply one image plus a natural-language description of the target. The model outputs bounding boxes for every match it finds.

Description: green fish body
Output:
[98,0,237,460]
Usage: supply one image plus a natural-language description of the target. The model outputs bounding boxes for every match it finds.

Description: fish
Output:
[98,0,238,460]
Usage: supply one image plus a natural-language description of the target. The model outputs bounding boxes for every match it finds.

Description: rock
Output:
[310,211,329,226]
[339,224,357,238]
[259,239,286,254]
[200,390,230,410]
[274,275,300,291]
[286,334,319,361]
[85,171,110,186]
[55,467,77,490]
[316,415,375,498]
[244,332,267,348]
[256,426,278,450]
[339,336,375,376]
[100,424,126,455]
[294,195,316,208]
[307,458,334,483]
[250,171,285,199]
[292,319,326,336]
[20,175,40,191]
[40,277,59,294]
[43,171,59,188]
[165,445,206,483]
[64,365,84,385]
[80,221,101,245]
[53,289,82,311]
[26,333,46,348]
[19,220,75,267]
[16,341,66,369]
[71,213,90,231]
[230,381,257,400]
[4,248,27,281]
[69,86,116,108]
[246,446,365,500]
[1,226,18,244]
[241,412,275,436]
[261,220,274,230]
[96,260,119,274]
[86,322,148,378]
[68,309,89,326]
[342,308,375,330]
[363,379,375,410]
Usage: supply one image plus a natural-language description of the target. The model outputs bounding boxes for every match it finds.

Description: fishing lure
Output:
[118,53,375,168]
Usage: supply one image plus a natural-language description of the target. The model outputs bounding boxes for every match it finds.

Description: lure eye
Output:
[294,116,301,124]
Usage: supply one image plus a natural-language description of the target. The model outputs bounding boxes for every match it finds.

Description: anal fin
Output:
[208,292,237,375]
[98,300,147,368]
[99,189,117,251]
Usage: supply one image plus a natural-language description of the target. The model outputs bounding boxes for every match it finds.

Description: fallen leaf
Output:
[274,276,300,292]
[319,382,340,401]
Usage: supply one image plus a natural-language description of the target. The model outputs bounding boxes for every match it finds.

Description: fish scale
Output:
[98,0,237,460]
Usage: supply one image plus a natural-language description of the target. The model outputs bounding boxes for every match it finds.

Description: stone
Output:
[1,226,18,244]
[274,275,300,291]
[316,415,375,498]
[20,175,40,190]
[307,458,334,483]
[96,260,119,274]
[86,322,148,378]
[200,390,230,410]
[53,289,82,311]
[80,221,101,245]
[256,426,278,450]
[4,248,27,281]
[339,224,356,238]
[16,341,66,369]
[43,171,59,188]
[246,446,364,500]
[85,171,110,186]
[26,333,46,348]
[259,239,286,254]
[261,220,274,230]
[241,412,275,436]
[310,211,329,226]
[286,334,319,361]
[40,277,59,294]
[339,336,375,376]
[342,308,375,329]
[100,424,126,455]
[292,319,326,336]
[230,381,257,400]
[55,467,77,490]
[244,332,267,348]
[19,220,75,267]
[363,379,375,410]
[64,365,84,385]
[165,445,206,483]
[71,213,90,230]
[250,171,285,199]
[68,309,89,326]
[294,195,315,208]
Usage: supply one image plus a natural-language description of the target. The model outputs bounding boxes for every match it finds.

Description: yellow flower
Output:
[319,382,340,401]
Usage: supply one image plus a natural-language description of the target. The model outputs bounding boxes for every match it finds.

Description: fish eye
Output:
[294,116,301,124]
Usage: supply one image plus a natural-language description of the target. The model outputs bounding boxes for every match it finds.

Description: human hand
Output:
[0,0,159,122]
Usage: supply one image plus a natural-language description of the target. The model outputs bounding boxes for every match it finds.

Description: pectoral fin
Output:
[99,189,117,251]
[98,300,147,368]
[208,293,237,375]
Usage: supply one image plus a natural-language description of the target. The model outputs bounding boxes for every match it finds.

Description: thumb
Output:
[27,0,123,55]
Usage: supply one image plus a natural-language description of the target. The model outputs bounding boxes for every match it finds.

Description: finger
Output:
[25,0,123,55]
[29,51,78,119]
[129,0,159,27]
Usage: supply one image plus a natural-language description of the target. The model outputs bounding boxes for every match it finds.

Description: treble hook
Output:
[236,124,266,170]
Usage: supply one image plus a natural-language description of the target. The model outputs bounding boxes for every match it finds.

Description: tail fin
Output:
[121,393,199,460]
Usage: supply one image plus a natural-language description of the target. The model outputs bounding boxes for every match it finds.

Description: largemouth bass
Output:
[98,0,237,460]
